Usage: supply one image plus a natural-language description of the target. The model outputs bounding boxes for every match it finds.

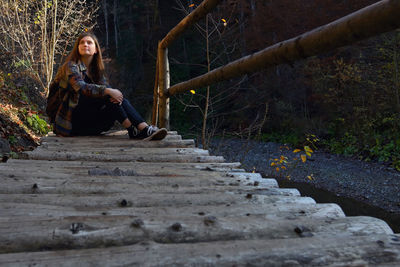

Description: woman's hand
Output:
[109,98,121,104]
[105,88,123,104]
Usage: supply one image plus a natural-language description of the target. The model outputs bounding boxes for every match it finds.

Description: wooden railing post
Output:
[154,0,400,129]
[155,0,223,129]
[151,53,160,126]
[158,44,170,129]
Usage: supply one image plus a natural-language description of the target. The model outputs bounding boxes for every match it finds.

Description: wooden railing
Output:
[152,0,400,129]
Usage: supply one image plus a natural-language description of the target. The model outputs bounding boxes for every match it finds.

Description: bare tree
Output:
[174,0,244,149]
[103,0,109,50]
[113,0,118,57]
[0,0,99,96]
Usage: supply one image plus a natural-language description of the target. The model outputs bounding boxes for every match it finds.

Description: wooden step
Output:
[0,193,316,208]
[41,139,195,148]
[42,133,183,144]
[0,202,345,219]
[0,165,264,181]
[0,215,393,253]
[39,131,194,149]
[0,181,298,195]
[42,130,179,139]
[0,173,278,189]
[21,150,225,163]
[2,159,243,171]
[1,130,399,265]
[34,147,208,155]
[0,234,399,266]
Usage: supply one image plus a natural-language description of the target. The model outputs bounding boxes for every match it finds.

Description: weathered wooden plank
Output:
[0,168,252,180]
[0,181,298,195]
[1,167,245,177]
[0,193,316,208]
[41,135,188,143]
[0,202,345,219]
[41,139,195,148]
[42,134,183,145]
[2,130,398,266]
[2,164,253,185]
[0,215,393,253]
[34,146,206,154]
[43,130,179,139]
[0,164,259,177]
[47,133,182,144]
[0,164,250,182]
[3,158,242,169]
[41,135,184,148]
[0,167,247,179]
[2,234,398,266]
[21,151,225,163]
[2,160,244,176]
[0,161,267,182]
[0,173,278,189]
[103,130,178,136]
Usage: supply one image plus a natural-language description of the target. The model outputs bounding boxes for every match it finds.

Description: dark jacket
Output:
[54,62,107,136]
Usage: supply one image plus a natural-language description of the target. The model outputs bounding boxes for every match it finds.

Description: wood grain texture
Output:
[1,130,399,265]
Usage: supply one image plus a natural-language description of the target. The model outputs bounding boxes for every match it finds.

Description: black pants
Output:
[72,97,145,136]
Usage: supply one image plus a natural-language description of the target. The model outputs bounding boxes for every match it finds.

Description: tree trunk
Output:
[202,15,211,149]
[113,0,118,56]
[41,1,48,93]
[238,0,247,56]
[103,0,109,50]
[393,33,400,113]
[46,0,58,96]
[250,0,256,17]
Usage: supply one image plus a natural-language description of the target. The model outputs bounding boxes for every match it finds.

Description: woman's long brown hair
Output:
[55,32,106,84]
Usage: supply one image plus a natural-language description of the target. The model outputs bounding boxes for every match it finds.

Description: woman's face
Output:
[78,36,97,57]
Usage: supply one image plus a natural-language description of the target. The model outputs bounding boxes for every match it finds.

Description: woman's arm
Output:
[104,88,123,104]
[100,74,123,104]
[66,62,106,97]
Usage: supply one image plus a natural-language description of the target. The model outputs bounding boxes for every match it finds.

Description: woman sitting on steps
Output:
[47,32,167,141]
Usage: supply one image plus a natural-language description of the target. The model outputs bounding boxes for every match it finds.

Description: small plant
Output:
[269,134,318,181]
[26,113,50,135]
[9,151,18,159]
[8,135,17,145]
[270,155,289,173]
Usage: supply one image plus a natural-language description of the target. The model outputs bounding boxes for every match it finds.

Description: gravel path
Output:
[208,138,400,215]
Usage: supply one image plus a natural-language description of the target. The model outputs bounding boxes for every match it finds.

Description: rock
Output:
[0,138,11,154]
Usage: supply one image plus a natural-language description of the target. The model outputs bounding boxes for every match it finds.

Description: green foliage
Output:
[323,132,359,156]
[9,151,18,159]
[321,114,400,171]
[292,30,400,171]
[259,132,302,147]
[12,59,32,70]
[170,92,204,136]
[26,114,50,135]
[269,135,318,181]
[8,135,17,145]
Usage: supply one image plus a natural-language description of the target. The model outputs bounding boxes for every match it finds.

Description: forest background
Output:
[0,0,399,171]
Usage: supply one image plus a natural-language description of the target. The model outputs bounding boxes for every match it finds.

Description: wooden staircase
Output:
[0,131,399,266]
